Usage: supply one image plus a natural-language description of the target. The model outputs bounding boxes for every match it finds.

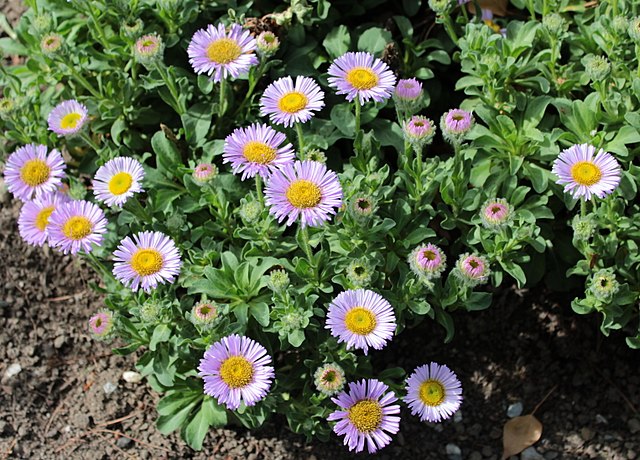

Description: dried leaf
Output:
[468,0,509,17]
[501,414,543,460]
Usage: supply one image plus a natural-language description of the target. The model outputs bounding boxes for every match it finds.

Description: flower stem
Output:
[255,175,264,206]
[580,199,587,217]
[156,63,185,115]
[440,13,459,46]
[295,122,305,156]
[218,77,227,118]
[299,225,315,271]
[80,131,102,155]
[354,100,362,134]
[65,65,102,99]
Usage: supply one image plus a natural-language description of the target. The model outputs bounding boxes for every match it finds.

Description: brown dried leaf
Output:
[501,414,543,460]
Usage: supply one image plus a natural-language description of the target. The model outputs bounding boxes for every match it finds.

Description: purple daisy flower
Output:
[47,99,89,136]
[260,76,325,127]
[18,192,69,247]
[223,123,295,180]
[405,362,463,423]
[48,200,108,255]
[325,289,396,355]
[551,143,621,200]
[408,243,446,280]
[187,23,258,82]
[327,378,401,453]
[198,334,275,410]
[3,144,66,202]
[454,253,490,287]
[93,157,145,207]
[112,231,182,293]
[264,160,343,227]
[395,78,423,102]
[403,115,436,146]
[327,52,397,105]
[480,198,512,227]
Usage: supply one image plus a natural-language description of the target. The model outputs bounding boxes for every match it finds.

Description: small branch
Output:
[531,384,558,415]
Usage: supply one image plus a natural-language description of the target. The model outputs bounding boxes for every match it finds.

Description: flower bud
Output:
[314,363,346,396]
[134,34,165,68]
[589,269,619,302]
[192,162,218,184]
[454,253,490,287]
[409,243,447,281]
[582,54,611,81]
[346,258,373,288]
[41,33,64,57]
[256,31,280,57]
[89,310,115,340]
[542,13,568,38]
[440,109,474,145]
[403,115,436,149]
[267,269,290,293]
[480,198,512,228]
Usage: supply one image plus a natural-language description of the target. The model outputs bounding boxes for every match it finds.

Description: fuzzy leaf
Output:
[502,414,543,460]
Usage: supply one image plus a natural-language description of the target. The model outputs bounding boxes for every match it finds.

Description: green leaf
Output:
[500,261,527,287]
[357,27,392,54]
[149,324,172,351]
[330,104,355,136]
[0,37,27,55]
[288,329,305,347]
[465,292,492,311]
[157,399,199,435]
[251,302,270,327]
[323,25,350,59]
[182,103,212,147]
[151,131,182,175]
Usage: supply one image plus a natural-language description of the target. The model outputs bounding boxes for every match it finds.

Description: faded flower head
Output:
[41,33,63,56]
[428,0,452,14]
[346,258,373,288]
[122,19,144,38]
[348,194,377,221]
[314,363,346,396]
[611,17,628,36]
[305,148,327,164]
[629,17,640,43]
[480,198,512,228]
[139,301,163,323]
[571,215,596,241]
[89,310,115,340]
[134,34,165,67]
[238,198,262,223]
[0,97,16,119]
[589,269,619,302]
[542,13,568,38]
[256,31,280,56]
[582,54,611,81]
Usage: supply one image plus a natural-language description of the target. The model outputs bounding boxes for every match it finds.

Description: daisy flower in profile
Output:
[187,23,258,82]
[18,192,69,247]
[198,334,274,410]
[260,76,325,127]
[408,243,446,281]
[405,362,462,423]
[265,160,342,227]
[113,231,182,293]
[327,51,397,105]
[551,143,621,200]
[47,100,88,137]
[48,200,108,255]
[93,157,145,207]
[454,253,490,287]
[326,289,396,355]
[3,144,65,202]
[223,123,295,180]
[327,378,401,453]
[480,198,512,228]
[314,363,346,396]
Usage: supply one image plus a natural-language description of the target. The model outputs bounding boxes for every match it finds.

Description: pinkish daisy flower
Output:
[327,52,397,105]
[403,115,436,146]
[314,363,346,396]
[264,160,343,227]
[41,33,63,55]
[480,198,512,227]
[551,143,621,200]
[113,231,182,293]
[223,123,295,180]
[328,378,401,453]
[198,334,275,410]
[89,310,115,339]
[47,200,108,255]
[92,157,145,207]
[187,23,258,82]
[193,163,218,183]
[47,99,89,136]
[325,289,396,355]
[440,108,474,144]
[405,362,462,423]
[134,33,164,66]
[395,78,423,101]
[260,76,325,127]
[454,253,490,287]
[18,192,69,247]
[3,144,66,202]
[408,243,446,280]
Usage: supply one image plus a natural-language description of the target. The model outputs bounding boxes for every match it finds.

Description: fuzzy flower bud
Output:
[0,97,16,120]
[346,258,373,288]
[123,19,144,39]
[238,199,262,223]
[32,14,52,35]
[629,17,640,43]
[89,310,115,340]
[571,215,596,241]
[41,33,64,56]
[582,54,611,81]
[409,243,447,281]
[314,363,346,396]
[589,269,619,302]
[440,109,474,145]
[267,269,290,293]
[542,13,568,38]
[256,31,280,57]
[134,34,165,68]
[612,17,628,36]
[348,194,377,222]
[305,149,327,164]
[192,162,218,184]
[454,253,490,287]
[403,115,436,150]
[394,78,423,114]
[189,301,219,329]
[480,198,512,228]
[139,301,163,323]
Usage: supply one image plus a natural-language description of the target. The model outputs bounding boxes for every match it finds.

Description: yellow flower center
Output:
[277,92,308,114]
[206,38,242,64]
[422,250,436,260]
[108,172,134,195]
[219,355,254,389]
[243,141,277,164]
[35,206,55,232]
[130,249,164,276]
[570,161,602,186]
[285,179,322,209]
[60,112,82,130]
[62,216,93,240]
[20,159,51,187]
[344,307,377,335]
[348,399,383,433]
[345,67,378,90]
[419,379,445,406]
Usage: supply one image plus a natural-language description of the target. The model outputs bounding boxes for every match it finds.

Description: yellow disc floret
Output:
[60,112,82,130]
[285,179,322,209]
[207,38,242,64]
[131,248,164,276]
[219,355,254,388]
[419,379,445,406]
[62,216,93,240]
[278,92,308,113]
[344,307,377,335]
[20,159,51,187]
[35,206,55,232]
[570,161,602,186]
[243,141,277,164]
[348,399,383,433]
[108,172,134,195]
[345,67,378,90]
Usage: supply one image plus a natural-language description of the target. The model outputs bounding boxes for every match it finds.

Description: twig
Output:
[46,291,87,302]
[531,384,558,415]
[95,412,139,427]
[95,432,137,460]
[44,399,66,433]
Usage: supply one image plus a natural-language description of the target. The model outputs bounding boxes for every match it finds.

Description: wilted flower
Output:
[134,34,165,67]
[314,363,346,396]
[256,31,280,56]
[454,253,490,287]
[542,13,568,38]
[480,198,512,228]
[629,17,640,43]
[440,109,474,144]
[41,33,63,56]
[305,149,327,163]
[348,195,377,221]
[32,14,52,35]
[405,362,462,423]
[267,269,290,293]
[589,269,619,302]
[238,198,262,223]
[428,0,451,14]
[346,258,373,288]
[139,300,163,323]
[409,243,446,281]
[193,163,218,183]
[122,19,144,38]
[89,311,115,340]
[0,97,16,119]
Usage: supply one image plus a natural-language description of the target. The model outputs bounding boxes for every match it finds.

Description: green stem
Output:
[295,123,305,156]
[581,199,588,217]
[218,77,227,118]
[255,175,264,206]
[232,61,267,118]
[86,252,115,283]
[83,0,111,52]
[299,226,315,271]
[80,131,102,154]
[526,0,536,19]
[156,63,185,115]
[354,100,362,133]
[440,13,459,46]
[65,65,102,99]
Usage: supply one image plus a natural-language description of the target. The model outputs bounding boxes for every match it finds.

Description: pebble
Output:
[116,436,133,448]
[103,381,118,395]
[4,363,22,379]
[122,371,143,384]
[453,411,463,423]
[446,443,462,459]
[628,418,640,434]
[53,335,65,349]
[521,447,544,460]
[507,402,523,418]
[544,451,559,459]
[596,414,608,424]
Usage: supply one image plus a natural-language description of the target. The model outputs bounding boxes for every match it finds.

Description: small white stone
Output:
[446,443,462,456]
[596,414,608,424]
[4,363,22,379]
[103,381,118,395]
[521,446,544,460]
[507,402,523,418]
[453,410,463,423]
[122,371,143,384]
